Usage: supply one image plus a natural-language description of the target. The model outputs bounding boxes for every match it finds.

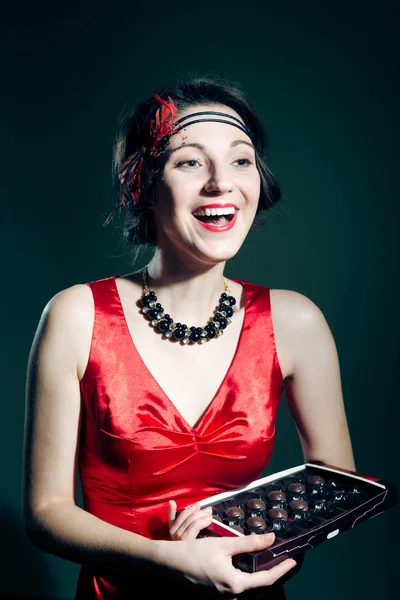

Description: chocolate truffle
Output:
[307,474,325,486]
[329,489,347,503]
[225,506,245,520]
[247,498,266,512]
[246,516,266,533]
[268,490,287,503]
[288,482,306,495]
[309,498,327,512]
[326,478,340,489]
[289,499,309,514]
[345,486,363,506]
[268,508,288,521]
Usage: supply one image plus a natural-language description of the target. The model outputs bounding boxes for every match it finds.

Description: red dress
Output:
[76,275,286,599]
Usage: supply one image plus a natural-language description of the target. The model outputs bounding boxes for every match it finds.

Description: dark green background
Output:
[1,0,399,598]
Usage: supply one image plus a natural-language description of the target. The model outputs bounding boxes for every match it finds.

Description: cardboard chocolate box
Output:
[197,461,398,572]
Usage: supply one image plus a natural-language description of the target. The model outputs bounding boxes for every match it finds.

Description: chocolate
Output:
[326,478,340,489]
[225,506,245,520]
[307,474,325,487]
[344,487,364,506]
[289,499,309,513]
[309,498,327,512]
[246,498,266,513]
[328,489,346,503]
[267,490,287,504]
[246,516,266,533]
[288,482,306,496]
[268,508,288,521]
[230,524,244,534]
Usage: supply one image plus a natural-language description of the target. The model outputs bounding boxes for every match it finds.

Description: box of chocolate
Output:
[197,461,398,572]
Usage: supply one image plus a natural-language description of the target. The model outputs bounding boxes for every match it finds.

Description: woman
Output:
[23,76,355,599]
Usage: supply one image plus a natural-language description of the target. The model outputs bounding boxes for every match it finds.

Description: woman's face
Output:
[152,103,261,267]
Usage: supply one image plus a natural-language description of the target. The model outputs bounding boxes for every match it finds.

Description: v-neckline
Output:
[112,275,249,432]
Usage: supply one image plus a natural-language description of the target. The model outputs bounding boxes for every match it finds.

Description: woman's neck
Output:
[144,251,229,326]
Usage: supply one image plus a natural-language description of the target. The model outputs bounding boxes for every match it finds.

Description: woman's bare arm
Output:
[272,290,356,471]
[22,284,161,571]
[22,284,296,594]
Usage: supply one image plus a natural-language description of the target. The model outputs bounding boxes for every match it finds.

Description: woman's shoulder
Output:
[268,289,327,380]
[45,281,94,315]
[238,278,320,315]
[272,287,327,323]
[269,288,321,315]
[39,280,99,341]
[232,278,322,322]
[44,272,118,314]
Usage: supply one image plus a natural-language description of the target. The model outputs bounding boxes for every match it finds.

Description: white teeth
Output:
[193,206,236,217]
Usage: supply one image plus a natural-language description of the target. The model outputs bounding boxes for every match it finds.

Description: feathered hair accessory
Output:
[104,94,179,225]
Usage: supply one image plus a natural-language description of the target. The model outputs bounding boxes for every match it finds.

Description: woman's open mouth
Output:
[192,206,238,232]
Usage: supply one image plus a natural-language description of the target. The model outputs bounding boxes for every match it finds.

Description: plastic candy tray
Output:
[197,461,398,572]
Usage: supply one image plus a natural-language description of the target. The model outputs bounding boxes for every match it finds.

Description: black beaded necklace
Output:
[140,267,237,345]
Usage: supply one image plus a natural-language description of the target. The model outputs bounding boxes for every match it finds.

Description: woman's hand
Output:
[168,500,213,540]
[166,500,297,595]
[159,523,297,596]
[188,534,296,595]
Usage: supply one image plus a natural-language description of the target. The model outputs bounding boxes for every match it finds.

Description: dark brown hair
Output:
[107,75,282,250]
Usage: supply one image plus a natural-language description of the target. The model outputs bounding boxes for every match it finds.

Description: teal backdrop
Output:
[1,0,399,598]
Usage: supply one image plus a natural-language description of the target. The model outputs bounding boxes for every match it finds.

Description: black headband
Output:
[172,111,253,140]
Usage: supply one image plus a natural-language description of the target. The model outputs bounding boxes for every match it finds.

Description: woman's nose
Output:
[203,164,234,194]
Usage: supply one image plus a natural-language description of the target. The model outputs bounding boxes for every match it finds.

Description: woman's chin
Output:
[191,239,243,264]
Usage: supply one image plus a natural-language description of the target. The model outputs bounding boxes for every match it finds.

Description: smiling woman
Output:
[106,78,282,253]
[22,75,355,600]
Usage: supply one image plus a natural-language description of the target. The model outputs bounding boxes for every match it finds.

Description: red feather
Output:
[149,95,179,152]
[117,94,179,211]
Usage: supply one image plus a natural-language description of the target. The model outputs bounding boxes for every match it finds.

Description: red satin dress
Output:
[76,275,285,599]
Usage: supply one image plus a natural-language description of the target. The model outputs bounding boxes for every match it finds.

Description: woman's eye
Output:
[233,158,252,167]
[176,159,201,168]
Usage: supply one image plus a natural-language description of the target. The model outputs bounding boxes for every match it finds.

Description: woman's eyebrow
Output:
[168,140,255,155]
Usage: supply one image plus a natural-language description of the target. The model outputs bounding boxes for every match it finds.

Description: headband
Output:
[173,110,252,138]
[106,95,253,223]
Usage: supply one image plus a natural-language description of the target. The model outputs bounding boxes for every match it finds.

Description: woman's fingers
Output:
[238,557,297,590]
[168,500,213,540]
[177,509,214,540]
[171,506,213,539]
[223,533,297,594]
[169,500,201,533]
[167,499,177,526]
[229,531,277,553]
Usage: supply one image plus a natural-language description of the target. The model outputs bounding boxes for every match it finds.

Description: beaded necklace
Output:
[140,267,237,345]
